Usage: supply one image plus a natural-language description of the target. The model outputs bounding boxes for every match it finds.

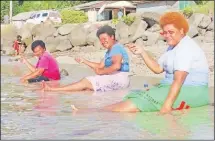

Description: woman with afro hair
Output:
[72,11,209,114]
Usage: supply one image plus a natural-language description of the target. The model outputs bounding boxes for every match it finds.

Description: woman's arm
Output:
[25,60,37,72]
[127,43,164,74]
[140,50,164,74]
[97,59,105,69]
[21,56,36,72]
[159,71,188,114]
[75,57,104,70]
[94,55,122,75]
[21,68,45,81]
[21,71,33,79]
[82,58,105,69]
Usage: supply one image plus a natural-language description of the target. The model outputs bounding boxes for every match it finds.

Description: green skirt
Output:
[123,84,209,112]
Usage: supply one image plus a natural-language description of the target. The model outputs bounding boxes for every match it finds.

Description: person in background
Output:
[118,9,123,20]
[13,35,22,56]
[20,40,60,83]
[41,25,130,93]
[19,42,27,55]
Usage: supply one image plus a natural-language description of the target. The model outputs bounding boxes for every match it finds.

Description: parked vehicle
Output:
[26,10,62,24]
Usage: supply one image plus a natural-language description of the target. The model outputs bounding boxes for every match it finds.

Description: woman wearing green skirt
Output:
[73,11,209,114]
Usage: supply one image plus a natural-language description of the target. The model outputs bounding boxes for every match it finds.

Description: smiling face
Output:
[33,46,45,57]
[98,33,115,49]
[161,24,185,47]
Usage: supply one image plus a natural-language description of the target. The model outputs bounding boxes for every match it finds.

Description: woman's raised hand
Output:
[126,43,143,55]
[75,57,84,64]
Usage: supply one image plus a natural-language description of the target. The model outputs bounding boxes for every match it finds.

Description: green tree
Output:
[60,9,88,24]
[15,1,85,13]
[1,1,89,22]
[195,0,208,5]
[1,1,9,22]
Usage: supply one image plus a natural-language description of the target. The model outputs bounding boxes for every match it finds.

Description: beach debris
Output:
[60,69,69,76]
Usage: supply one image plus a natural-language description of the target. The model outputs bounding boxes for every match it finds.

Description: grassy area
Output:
[183,1,214,17]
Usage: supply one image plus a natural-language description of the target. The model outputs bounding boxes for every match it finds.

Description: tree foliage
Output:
[1,1,87,22]
[60,9,88,24]
[112,16,136,26]
[183,1,214,17]
[195,0,209,5]
[1,1,10,22]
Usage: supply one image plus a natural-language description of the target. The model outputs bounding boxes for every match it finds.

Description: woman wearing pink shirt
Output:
[20,40,61,83]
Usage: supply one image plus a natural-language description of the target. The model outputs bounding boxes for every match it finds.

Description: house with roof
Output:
[68,1,136,22]
[133,0,196,13]
[67,0,196,22]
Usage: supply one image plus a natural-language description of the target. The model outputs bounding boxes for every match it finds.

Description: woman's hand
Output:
[126,43,143,55]
[75,57,84,64]
[159,71,188,115]
[159,106,172,115]
[20,77,28,84]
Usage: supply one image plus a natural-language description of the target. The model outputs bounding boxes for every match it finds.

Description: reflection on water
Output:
[1,56,214,139]
[129,106,214,139]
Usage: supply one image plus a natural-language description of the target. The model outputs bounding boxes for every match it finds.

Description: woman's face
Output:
[161,24,185,47]
[99,33,115,49]
[33,46,45,57]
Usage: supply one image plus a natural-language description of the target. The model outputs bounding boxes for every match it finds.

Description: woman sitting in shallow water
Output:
[41,25,130,92]
[72,12,209,114]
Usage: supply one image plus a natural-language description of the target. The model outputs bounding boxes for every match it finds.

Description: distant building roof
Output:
[70,1,136,10]
[105,1,136,9]
[72,1,105,10]
[131,1,152,5]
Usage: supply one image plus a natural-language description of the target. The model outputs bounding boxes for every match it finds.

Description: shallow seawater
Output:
[1,56,214,140]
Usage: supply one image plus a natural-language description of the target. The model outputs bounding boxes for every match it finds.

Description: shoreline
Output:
[2,44,213,88]
[1,55,214,105]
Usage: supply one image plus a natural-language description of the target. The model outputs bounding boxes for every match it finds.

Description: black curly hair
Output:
[31,40,46,51]
[96,25,115,39]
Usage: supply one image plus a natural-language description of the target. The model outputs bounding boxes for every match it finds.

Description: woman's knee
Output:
[80,78,93,89]
[104,100,140,112]
[120,100,140,112]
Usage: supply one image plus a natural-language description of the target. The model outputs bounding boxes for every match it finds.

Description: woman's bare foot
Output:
[39,81,51,92]
[71,105,103,115]
[71,105,78,111]
[41,81,52,91]
[71,105,79,116]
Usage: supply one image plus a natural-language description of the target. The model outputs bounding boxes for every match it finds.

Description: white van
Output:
[26,10,62,24]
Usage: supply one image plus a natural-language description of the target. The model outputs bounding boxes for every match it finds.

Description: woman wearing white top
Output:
[72,12,209,114]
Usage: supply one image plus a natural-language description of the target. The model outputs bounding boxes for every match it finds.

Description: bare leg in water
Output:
[41,78,94,92]
[71,100,140,114]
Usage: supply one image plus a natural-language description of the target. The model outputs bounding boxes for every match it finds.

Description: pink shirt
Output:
[36,52,60,80]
